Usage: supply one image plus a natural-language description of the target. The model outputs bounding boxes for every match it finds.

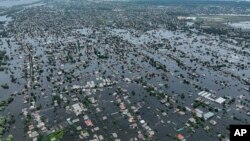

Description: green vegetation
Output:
[38,130,64,141]
[52,95,61,105]
[82,96,91,107]
[1,83,9,89]
[0,50,8,71]
[0,115,15,140]
[5,134,14,141]
[0,50,7,60]
[0,96,14,111]
[48,130,64,141]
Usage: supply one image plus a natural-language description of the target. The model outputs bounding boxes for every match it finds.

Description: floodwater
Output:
[0,25,249,140]
[228,21,250,29]
[0,15,12,27]
[0,0,41,7]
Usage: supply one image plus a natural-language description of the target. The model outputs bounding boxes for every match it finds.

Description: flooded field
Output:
[228,21,250,29]
[0,15,12,27]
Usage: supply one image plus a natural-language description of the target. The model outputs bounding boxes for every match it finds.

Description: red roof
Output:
[177,134,184,140]
[84,119,93,127]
